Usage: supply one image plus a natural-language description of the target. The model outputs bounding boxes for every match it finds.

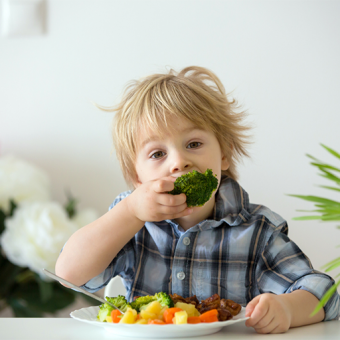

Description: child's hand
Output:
[245,293,292,334]
[126,177,193,222]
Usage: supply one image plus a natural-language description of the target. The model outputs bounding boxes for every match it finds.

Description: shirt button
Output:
[177,272,185,280]
[183,237,190,246]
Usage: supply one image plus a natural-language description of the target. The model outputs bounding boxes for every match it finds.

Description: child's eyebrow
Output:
[139,126,205,149]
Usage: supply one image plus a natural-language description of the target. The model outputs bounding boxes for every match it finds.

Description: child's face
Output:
[134,115,229,224]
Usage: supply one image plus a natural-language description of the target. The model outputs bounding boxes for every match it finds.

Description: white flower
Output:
[0,201,80,280]
[0,155,51,213]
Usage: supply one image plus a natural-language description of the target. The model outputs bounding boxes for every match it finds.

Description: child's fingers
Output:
[162,207,194,220]
[245,297,269,328]
[158,202,189,216]
[245,295,260,317]
[251,311,274,330]
[153,178,176,193]
[157,193,187,206]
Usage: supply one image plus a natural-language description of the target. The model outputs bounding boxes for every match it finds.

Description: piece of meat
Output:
[170,293,242,321]
[197,293,220,314]
[220,299,242,316]
[217,308,233,321]
[170,293,199,307]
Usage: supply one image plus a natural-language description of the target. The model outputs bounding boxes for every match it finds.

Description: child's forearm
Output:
[55,197,144,286]
[281,290,325,327]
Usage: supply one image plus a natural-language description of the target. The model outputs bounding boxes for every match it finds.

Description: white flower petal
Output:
[0,201,79,279]
[0,155,51,213]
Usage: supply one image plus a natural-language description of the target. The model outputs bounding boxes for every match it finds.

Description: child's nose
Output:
[170,153,192,173]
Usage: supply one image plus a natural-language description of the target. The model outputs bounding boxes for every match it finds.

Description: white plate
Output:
[70,306,249,338]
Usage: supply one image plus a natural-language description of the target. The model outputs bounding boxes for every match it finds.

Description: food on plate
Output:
[98,295,131,322]
[131,292,174,312]
[168,169,218,207]
[197,293,241,321]
[97,293,241,325]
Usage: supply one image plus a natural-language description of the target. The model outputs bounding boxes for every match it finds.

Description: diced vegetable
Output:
[135,319,148,324]
[187,316,201,324]
[144,301,162,315]
[140,309,158,320]
[148,319,166,325]
[105,316,113,323]
[174,302,200,317]
[111,309,122,323]
[163,307,183,324]
[199,309,219,323]
[119,308,138,324]
[173,311,188,324]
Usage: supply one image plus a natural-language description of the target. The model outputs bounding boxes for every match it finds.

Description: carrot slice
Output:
[163,307,183,324]
[199,309,219,323]
[111,309,122,323]
[187,316,201,324]
[148,319,166,325]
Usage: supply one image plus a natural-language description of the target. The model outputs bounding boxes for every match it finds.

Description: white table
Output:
[0,318,339,340]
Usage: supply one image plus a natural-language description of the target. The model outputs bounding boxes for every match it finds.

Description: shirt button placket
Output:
[177,272,186,280]
[183,237,190,246]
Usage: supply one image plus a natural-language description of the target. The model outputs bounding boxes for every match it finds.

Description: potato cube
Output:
[145,301,162,315]
[157,307,167,321]
[174,302,200,317]
[105,316,113,323]
[135,318,148,324]
[174,311,188,324]
[119,309,137,324]
[140,310,157,320]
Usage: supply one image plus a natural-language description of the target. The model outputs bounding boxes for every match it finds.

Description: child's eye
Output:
[151,151,165,159]
[187,142,202,149]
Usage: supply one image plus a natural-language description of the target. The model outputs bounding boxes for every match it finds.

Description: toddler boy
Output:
[56,66,340,333]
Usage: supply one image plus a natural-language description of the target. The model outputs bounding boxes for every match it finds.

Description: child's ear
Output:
[221,154,230,171]
[134,174,143,188]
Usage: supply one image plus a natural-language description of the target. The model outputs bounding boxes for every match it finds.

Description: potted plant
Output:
[289,144,340,315]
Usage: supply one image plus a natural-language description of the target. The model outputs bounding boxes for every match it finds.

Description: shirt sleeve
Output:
[255,223,340,321]
[79,191,136,293]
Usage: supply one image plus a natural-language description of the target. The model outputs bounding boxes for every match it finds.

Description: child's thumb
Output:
[245,295,261,317]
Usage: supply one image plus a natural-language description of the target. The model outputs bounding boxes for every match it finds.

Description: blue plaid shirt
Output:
[81,176,340,321]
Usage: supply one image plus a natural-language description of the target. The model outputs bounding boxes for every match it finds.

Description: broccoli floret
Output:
[169,169,218,207]
[130,292,174,312]
[154,292,174,309]
[130,296,155,312]
[97,295,131,322]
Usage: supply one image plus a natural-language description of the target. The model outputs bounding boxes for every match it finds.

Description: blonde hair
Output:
[100,66,252,188]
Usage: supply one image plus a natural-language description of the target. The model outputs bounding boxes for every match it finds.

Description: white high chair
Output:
[104,276,127,298]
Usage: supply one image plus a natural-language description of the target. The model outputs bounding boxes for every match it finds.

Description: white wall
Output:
[1,0,339,281]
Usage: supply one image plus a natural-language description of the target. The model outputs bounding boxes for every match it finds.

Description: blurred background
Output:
[0,0,339,317]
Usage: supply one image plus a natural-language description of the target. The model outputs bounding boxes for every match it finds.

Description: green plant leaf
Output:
[306,154,320,162]
[321,144,340,160]
[8,280,76,316]
[319,185,340,192]
[292,216,324,221]
[288,194,340,206]
[324,261,340,272]
[321,257,340,272]
[0,208,5,236]
[36,275,54,303]
[8,200,17,217]
[319,171,340,185]
[319,214,340,221]
[310,280,340,317]
[64,192,78,218]
[311,163,340,173]
[0,260,24,296]
[7,297,43,317]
